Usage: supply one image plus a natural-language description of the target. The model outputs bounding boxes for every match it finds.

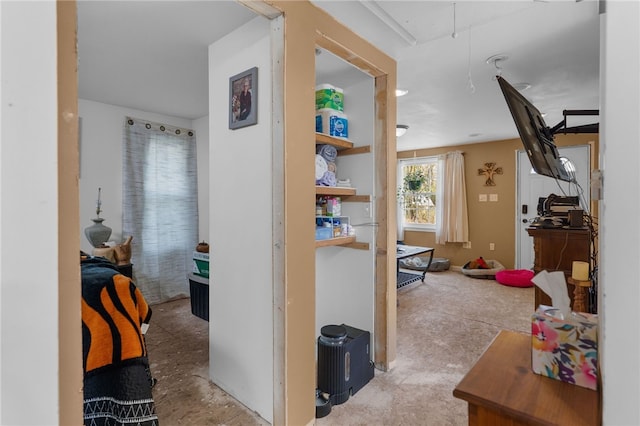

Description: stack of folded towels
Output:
[315,144,338,186]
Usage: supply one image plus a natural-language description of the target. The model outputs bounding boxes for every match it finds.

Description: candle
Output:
[572,261,589,281]
[96,187,102,216]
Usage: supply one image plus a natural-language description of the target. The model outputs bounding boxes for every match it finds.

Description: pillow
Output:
[495,269,535,288]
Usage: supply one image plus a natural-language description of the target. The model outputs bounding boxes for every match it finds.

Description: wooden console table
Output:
[527,227,591,310]
[453,330,600,426]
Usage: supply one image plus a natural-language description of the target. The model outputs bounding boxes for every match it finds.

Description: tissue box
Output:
[315,108,348,138]
[315,84,344,111]
[531,305,598,390]
[192,251,209,278]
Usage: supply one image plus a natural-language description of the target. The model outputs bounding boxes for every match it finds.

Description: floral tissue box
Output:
[531,305,598,390]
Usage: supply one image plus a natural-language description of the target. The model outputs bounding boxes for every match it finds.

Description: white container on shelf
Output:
[315,108,348,138]
[315,84,344,111]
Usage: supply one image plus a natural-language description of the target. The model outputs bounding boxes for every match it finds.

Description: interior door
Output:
[516,145,591,269]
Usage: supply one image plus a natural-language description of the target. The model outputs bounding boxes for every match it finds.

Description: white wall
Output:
[0,1,60,423]
[78,99,208,253]
[600,1,640,424]
[208,16,274,423]
[193,116,210,242]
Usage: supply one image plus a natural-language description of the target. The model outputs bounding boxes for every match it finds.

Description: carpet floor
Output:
[145,269,534,425]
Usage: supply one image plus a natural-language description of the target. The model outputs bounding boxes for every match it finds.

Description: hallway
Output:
[145,270,533,425]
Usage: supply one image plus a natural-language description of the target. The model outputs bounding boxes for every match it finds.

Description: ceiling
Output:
[77,1,601,152]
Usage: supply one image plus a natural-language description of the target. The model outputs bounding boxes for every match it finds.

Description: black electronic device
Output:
[497,76,574,182]
[316,324,375,408]
[538,194,580,217]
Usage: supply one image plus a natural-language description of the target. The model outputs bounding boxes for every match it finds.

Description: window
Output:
[398,157,438,230]
[123,117,199,305]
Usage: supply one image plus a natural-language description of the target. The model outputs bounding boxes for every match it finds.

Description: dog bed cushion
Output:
[495,269,535,288]
[399,257,450,272]
[461,259,505,279]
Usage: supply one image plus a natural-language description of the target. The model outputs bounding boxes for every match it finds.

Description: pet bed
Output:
[399,256,450,272]
[495,269,535,288]
[461,259,505,279]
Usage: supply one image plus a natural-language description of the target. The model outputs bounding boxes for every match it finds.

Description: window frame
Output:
[398,156,439,232]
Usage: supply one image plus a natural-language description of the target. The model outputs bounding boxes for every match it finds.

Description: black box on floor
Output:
[317,324,375,406]
[188,273,209,321]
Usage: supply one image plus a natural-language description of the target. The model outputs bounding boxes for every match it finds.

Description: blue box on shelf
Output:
[315,226,333,241]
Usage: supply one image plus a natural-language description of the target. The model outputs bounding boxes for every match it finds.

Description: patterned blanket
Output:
[81,255,158,426]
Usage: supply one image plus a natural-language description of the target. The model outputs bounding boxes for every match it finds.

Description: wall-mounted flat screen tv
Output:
[497,75,572,182]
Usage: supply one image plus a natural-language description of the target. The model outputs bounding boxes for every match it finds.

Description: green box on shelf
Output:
[192,251,209,278]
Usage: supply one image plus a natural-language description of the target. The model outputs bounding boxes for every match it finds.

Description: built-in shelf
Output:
[315,132,353,149]
[315,235,356,248]
[315,132,371,156]
[316,186,356,196]
[315,133,371,250]
[315,237,370,250]
[315,236,370,250]
[315,187,370,202]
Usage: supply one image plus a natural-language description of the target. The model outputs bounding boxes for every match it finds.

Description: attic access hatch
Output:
[551,109,599,135]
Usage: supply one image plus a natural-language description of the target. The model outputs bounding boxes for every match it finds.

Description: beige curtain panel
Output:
[436,151,469,245]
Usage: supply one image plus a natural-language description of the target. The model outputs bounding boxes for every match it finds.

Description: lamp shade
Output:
[396,124,409,137]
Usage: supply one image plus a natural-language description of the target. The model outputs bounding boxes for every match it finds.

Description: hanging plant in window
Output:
[403,168,426,191]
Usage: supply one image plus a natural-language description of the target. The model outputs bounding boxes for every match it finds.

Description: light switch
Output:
[489,194,498,202]
[479,194,487,202]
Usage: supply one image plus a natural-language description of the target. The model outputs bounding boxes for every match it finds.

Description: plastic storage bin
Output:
[188,273,209,321]
[315,216,350,240]
[192,251,209,278]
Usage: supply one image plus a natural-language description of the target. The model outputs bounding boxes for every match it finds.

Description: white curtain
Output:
[436,151,469,245]
[122,117,199,305]
[396,163,405,242]
[397,202,405,242]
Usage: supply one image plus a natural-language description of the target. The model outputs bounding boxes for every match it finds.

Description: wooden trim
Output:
[315,236,356,247]
[315,186,356,196]
[315,132,353,149]
[340,145,371,156]
[342,242,370,250]
[315,31,385,78]
[342,195,371,202]
[373,72,396,371]
[57,1,83,424]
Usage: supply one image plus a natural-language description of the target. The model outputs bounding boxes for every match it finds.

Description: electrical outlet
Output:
[463,241,471,249]
[489,193,498,202]
[479,194,487,202]
[489,242,495,251]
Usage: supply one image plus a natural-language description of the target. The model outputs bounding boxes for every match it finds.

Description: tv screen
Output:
[497,76,573,182]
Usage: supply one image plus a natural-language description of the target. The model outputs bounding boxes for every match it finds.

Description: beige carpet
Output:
[145,269,534,425]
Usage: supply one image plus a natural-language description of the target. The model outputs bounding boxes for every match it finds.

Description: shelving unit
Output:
[313,32,396,380]
[315,132,371,156]
[315,186,356,196]
[315,235,356,248]
[315,133,370,250]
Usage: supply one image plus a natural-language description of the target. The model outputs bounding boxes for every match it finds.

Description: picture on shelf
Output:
[229,67,258,130]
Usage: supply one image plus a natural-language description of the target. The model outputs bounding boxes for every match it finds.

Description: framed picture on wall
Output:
[229,67,258,130]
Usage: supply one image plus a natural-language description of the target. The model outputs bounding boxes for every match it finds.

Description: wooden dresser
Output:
[453,330,601,426]
[526,227,591,309]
